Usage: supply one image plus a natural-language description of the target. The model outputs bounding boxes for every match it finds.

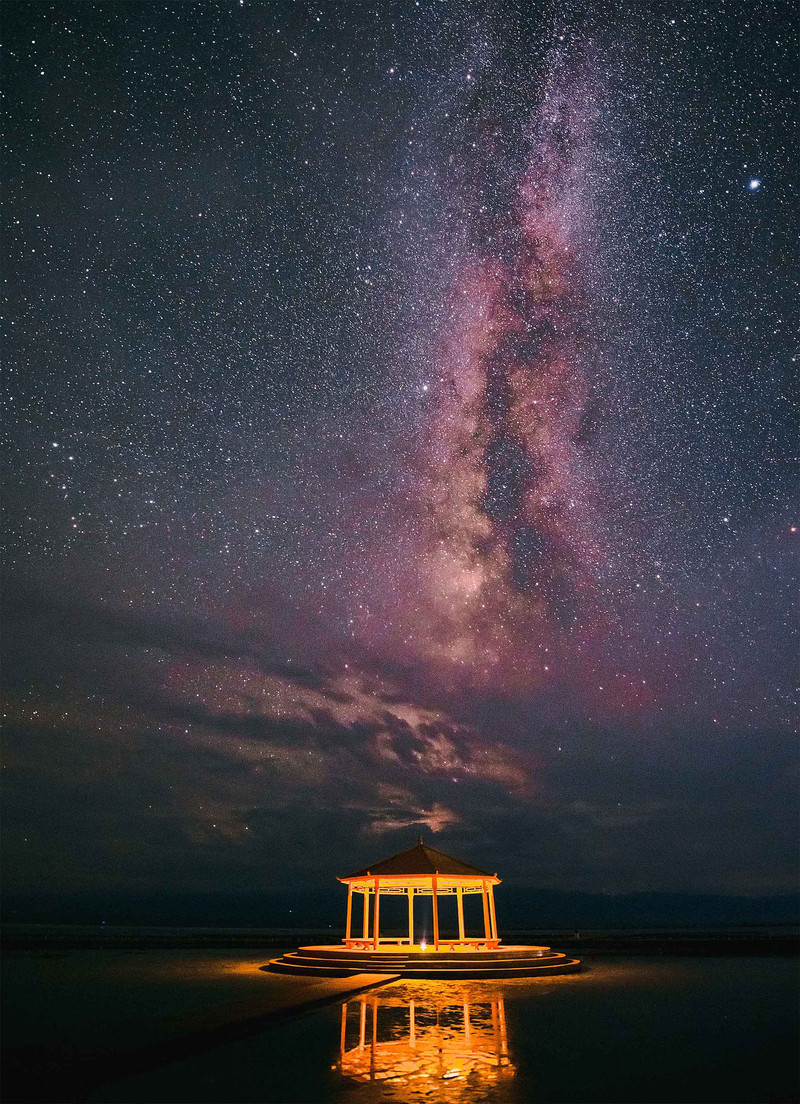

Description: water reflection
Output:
[333,984,516,1101]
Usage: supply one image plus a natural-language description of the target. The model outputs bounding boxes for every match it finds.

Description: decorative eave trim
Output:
[337,873,502,885]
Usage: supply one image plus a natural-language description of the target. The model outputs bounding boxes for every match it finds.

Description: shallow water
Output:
[87,957,798,1104]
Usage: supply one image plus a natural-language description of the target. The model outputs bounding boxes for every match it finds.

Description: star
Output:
[1,0,795,926]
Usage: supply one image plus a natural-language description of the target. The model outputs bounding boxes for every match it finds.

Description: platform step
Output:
[266,947,582,980]
[393,960,581,979]
[299,945,560,962]
[290,956,570,969]
[287,951,569,968]
[266,959,363,978]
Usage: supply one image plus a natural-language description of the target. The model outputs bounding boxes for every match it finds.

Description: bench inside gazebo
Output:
[338,838,501,951]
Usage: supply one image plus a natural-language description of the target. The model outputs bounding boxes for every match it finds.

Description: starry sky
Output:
[2,0,797,923]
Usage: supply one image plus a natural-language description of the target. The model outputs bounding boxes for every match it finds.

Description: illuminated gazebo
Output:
[267,837,581,979]
[338,838,501,951]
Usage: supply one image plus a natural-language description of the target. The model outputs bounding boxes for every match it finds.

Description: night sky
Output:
[3,0,797,924]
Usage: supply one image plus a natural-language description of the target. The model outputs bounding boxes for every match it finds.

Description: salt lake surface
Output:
[3,951,798,1103]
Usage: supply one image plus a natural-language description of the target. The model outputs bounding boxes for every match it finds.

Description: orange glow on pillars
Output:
[488,883,498,940]
[338,868,504,950]
[372,877,380,950]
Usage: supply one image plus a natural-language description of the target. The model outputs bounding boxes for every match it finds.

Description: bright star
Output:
[748,178,761,191]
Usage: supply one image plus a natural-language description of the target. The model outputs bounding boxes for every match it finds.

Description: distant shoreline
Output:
[2,924,797,955]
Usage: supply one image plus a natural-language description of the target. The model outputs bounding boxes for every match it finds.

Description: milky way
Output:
[2,0,797,914]
[396,44,606,688]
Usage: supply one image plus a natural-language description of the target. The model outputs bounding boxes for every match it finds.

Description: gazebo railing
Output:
[437,937,501,950]
[342,936,501,950]
[343,935,414,949]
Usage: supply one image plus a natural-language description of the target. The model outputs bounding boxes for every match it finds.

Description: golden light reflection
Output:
[333,983,516,1101]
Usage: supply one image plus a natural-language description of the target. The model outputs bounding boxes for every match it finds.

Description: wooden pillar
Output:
[359,999,366,1049]
[362,886,369,939]
[488,883,498,941]
[409,999,416,1047]
[372,877,380,950]
[407,888,414,945]
[432,874,440,950]
[456,886,465,940]
[481,879,491,941]
[340,1002,348,1057]
[345,883,353,942]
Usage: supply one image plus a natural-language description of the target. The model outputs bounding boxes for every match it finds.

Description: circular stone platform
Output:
[267,944,581,980]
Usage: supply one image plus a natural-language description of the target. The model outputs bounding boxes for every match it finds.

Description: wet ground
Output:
[3,951,798,1102]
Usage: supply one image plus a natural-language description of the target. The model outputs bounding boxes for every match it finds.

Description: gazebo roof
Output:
[341,838,495,880]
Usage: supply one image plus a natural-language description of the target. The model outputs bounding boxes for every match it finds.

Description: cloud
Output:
[2,582,797,901]
[349,785,460,836]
